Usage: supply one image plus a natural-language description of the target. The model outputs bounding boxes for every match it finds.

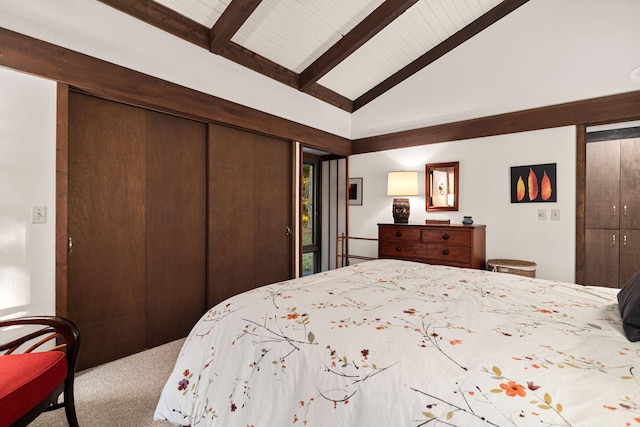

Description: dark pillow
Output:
[618,271,640,342]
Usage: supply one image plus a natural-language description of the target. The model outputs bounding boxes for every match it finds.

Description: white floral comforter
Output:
[155,259,640,426]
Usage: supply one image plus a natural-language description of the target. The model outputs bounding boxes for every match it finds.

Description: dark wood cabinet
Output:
[378,223,486,269]
[585,137,640,288]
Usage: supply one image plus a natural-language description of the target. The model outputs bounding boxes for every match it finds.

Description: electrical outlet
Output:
[538,209,547,221]
[551,209,560,221]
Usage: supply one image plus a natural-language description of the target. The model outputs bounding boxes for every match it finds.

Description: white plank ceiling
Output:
[108,0,520,111]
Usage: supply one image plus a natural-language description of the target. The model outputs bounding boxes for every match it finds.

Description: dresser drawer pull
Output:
[442,233,449,240]
[395,247,402,251]
[442,249,449,255]
[395,231,402,237]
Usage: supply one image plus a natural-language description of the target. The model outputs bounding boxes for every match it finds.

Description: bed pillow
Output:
[618,271,640,342]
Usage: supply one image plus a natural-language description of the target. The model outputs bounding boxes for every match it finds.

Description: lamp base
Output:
[392,198,410,223]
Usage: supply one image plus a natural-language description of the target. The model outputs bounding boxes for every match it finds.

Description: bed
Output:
[155,259,640,426]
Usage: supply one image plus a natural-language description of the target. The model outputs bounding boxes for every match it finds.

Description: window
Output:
[302,155,320,275]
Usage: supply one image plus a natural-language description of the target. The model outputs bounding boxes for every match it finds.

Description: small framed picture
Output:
[348,178,363,205]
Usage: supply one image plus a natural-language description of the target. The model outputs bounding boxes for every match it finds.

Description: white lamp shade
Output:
[387,171,419,196]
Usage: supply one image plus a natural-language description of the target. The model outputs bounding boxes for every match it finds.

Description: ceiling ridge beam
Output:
[209,0,264,54]
[352,0,531,111]
[299,0,419,92]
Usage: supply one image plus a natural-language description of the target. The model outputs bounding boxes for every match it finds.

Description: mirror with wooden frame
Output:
[426,162,459,211]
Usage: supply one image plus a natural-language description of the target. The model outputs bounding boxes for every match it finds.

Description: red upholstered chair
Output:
[0,316,80,427]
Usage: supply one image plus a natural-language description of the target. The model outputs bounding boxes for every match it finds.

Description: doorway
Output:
[302,154,321,275]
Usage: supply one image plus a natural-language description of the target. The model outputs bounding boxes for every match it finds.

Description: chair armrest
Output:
[0,316,80,374]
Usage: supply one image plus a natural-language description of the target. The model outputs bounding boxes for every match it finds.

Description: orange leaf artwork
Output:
[541,170,552,200]
[528,167,538,201]
[511,164,556,203]
[516,176,525,201]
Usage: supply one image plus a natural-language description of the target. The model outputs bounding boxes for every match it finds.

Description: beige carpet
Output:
[30,338,185,427]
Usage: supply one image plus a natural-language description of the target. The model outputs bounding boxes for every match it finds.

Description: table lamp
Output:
[387,171,418,223]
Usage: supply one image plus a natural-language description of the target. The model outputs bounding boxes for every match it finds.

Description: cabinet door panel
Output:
[620,138,640,229]
[584,229,619,288]
[620,229,640,287]
[68,92,147,370]
[586,140,620,229]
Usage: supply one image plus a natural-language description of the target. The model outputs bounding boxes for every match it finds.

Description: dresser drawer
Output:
[378,241,424,259]
[422,244,471,266]
[379,226,421,242]
[421,228,471,245]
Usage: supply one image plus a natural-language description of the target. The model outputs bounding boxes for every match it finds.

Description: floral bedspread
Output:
[154,259,640,426]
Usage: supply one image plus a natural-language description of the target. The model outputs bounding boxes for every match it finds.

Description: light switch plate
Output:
[538,209,546,221]
[32,205,47,224]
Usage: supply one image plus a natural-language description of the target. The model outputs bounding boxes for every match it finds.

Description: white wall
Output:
[0,67,56,319]
[348,127,577,282]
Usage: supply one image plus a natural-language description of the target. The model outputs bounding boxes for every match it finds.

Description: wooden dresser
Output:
[378,223,486,269]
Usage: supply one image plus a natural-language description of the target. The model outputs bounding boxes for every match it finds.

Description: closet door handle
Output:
[68,237,73,253]
[612,205,616,217]
[623,205,627,216]
[612,235,616,246]
[286,226,292,236]
[623,235,627,247]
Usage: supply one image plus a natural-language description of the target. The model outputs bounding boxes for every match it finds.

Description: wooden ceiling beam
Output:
[97,0,209,49]
[209,0,263,54]
[353,0,531,111]
[97,0,353,111]
[299,0,419,92]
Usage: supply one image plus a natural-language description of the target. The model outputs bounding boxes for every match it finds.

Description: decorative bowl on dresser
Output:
[378,223,486,269]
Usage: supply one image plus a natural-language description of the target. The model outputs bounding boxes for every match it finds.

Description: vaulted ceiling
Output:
[97,0,529,112]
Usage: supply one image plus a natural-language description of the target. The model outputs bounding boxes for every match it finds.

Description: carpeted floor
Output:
[30,338,185,427]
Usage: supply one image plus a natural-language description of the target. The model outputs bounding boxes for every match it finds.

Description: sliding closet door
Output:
[68,92,207,369]
[208,124,293,308]
[146,111,207,348]
[68,92,147,370]
[254,134,294,284]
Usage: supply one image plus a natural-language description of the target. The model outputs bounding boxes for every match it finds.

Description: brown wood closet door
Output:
[584,228,619,288]
[620,138,640,230]
[68,92,147,370]
[620,229,640,287]
[208,124,293,308]
[585,140,620,229]
[253,133,294,285]
[146,111,207,348]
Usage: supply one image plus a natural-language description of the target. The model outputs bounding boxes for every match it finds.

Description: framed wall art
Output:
[348,178,363,205]
[510,163,557,203]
